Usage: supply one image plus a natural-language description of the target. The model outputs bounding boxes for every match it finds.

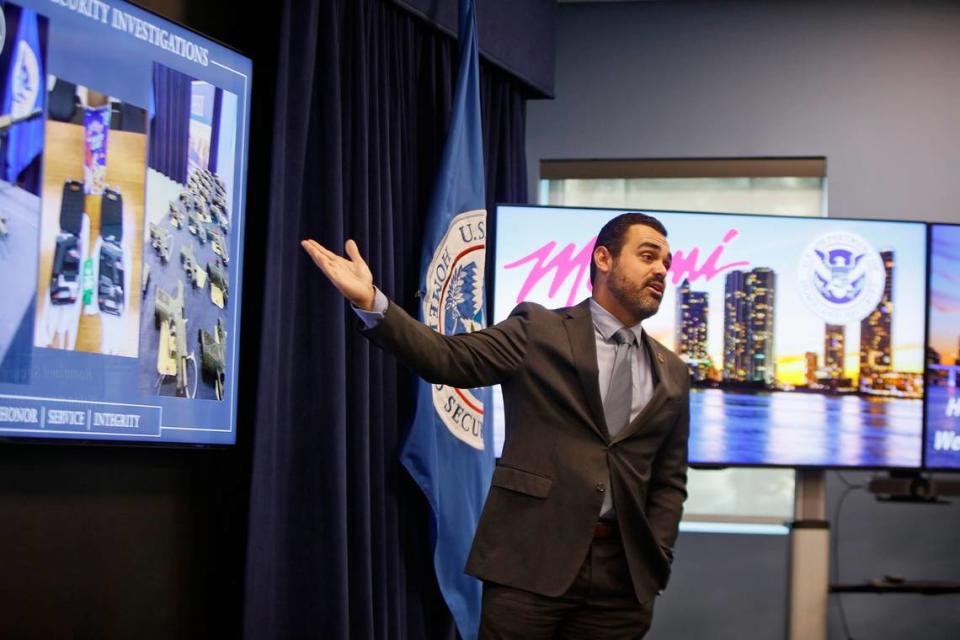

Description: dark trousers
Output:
[478,532,654,639]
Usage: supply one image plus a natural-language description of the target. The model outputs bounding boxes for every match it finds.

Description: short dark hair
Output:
[590,212,668,284]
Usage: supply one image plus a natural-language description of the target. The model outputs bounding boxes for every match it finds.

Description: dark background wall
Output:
[0,1,275,638]
[527,1,960,638]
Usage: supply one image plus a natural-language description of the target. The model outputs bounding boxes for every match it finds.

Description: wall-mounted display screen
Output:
[0,0,251,445]
[491,205,927,469]
[925,224,960,469]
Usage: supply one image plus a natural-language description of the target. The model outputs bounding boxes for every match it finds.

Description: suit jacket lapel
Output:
[563,299,609,442]
[611,332,671,445]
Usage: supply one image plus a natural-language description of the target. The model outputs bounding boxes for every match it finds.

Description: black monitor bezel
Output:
[922,222,960,472]
[0,0,252,450]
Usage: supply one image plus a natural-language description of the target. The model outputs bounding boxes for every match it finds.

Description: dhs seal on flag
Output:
[11,27,40,120]
[797,231,886,324]
[422,209,487,449]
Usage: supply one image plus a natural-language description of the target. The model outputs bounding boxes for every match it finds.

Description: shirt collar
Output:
[589,297,644,345]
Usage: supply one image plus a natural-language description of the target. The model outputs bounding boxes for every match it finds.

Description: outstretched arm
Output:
[301,238,529,388]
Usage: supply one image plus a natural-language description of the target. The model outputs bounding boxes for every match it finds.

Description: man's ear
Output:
[593,245,612,278]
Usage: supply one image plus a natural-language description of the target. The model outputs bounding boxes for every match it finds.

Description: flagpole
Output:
[399,1,492,639]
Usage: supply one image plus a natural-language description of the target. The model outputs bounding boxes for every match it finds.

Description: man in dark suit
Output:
[302,212,689,639]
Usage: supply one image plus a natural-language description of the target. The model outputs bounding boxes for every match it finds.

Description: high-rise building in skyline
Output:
[723,270,749,381]
[805,352,818,386]
[675,279,710,380]
[723,267,777,385]
[860,250,894,390]
[824,324,845,379]
[746,268,776,385]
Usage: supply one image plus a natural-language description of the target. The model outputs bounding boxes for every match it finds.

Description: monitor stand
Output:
[786,469,828,640]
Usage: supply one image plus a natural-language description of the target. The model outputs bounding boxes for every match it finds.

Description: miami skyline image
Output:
[494,208,925,390]
[674,248,922,399]
[492,207,927,466]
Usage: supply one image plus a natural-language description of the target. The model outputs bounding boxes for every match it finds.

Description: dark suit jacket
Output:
[364,297,689,603]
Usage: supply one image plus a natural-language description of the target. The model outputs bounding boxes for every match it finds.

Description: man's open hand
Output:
[301,238,376,311]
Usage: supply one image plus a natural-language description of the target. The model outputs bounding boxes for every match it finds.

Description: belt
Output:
[593,520,619,539]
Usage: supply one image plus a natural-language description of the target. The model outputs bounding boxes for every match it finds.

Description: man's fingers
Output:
[301,241,339,278]
[306,240,354,269]
[344,239,363,263]
[314,242,340,261]
[300,240,326,268]
[301,239,330,258]
[302,240,337,267]
[301,239,372,308]
[303,238,367,277]
[302,239,356,290]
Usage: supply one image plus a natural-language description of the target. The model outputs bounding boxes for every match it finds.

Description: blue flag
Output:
[2,7,45,183]
[398,1,492,638]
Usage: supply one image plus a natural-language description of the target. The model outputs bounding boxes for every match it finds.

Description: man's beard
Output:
[608,264,662,322]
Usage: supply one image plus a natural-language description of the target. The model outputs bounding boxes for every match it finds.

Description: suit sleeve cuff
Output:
[352,287,388,328]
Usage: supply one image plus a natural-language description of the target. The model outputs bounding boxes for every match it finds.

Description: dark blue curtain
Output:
[243,0,529,637]
[209,87,223,174]
[148,65,192,184]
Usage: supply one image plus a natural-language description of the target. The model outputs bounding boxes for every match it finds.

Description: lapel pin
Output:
[657,352,665,363]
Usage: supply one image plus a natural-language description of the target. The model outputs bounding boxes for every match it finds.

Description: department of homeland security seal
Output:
[797,231,886,325]
[11,33,39,120]
[422,209,487,450]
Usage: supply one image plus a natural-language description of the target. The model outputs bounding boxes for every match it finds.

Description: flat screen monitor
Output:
[0,0,251,445]
[490,205,927,469]
[925,223,960,469]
